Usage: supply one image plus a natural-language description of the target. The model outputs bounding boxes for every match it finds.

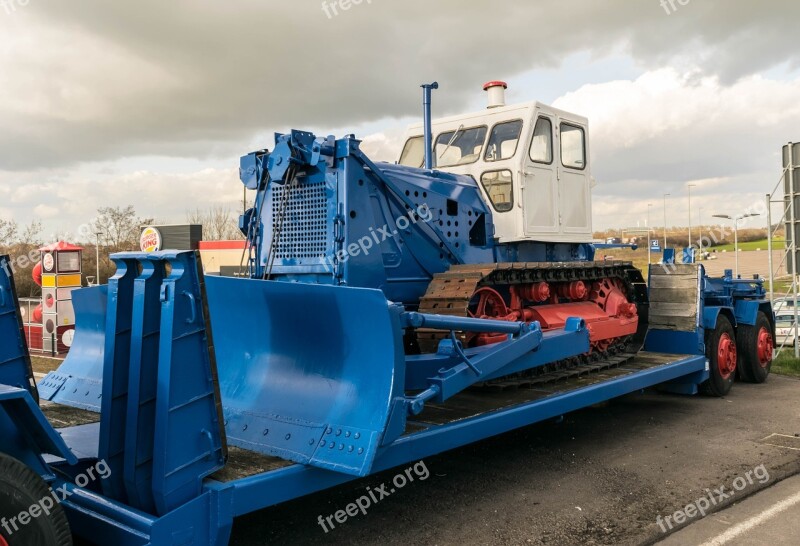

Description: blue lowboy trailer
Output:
[0,82,776,545]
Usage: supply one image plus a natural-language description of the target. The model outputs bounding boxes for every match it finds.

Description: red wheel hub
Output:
[469,287,511,346]
[469,287,508,319]
[756,327,774,368]
[717,333,737,379]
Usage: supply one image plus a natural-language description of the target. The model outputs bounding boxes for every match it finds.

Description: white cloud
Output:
[552,68,799,228]
[32,204,59,218]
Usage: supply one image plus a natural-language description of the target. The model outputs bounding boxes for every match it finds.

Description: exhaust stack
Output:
[484,81,507,109]
[421,82,439,170]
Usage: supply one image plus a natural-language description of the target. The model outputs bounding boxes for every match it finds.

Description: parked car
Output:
[772,297,798,314]
[775,312,798,347]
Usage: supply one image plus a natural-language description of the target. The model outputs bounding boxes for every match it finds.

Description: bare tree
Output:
[0,218,18,249]
[0,219,42,251]
[93,205,153,251]
[19,220,43,246]
[186,206,242,241]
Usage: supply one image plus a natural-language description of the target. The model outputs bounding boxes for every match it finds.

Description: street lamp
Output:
[712,213,760,277]
[647,203,654,264]
[663,193,670,250]
[94,232,103,285]
[688,184,696,249]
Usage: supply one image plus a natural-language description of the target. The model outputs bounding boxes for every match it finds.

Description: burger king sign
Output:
[139,226,162,253]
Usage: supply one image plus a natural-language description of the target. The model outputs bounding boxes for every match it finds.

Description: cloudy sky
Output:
[2,0,800,240]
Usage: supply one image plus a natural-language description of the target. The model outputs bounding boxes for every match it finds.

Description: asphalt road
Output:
[229,374,800,546]
[699,250,782,280]
[658,473,800,545]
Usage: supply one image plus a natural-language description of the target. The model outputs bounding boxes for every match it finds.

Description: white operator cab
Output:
[398,81,594,245]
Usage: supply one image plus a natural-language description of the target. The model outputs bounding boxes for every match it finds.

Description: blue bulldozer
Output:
[0,82,775,545]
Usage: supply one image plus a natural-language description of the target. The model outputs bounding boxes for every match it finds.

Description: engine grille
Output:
[270,182,330,260]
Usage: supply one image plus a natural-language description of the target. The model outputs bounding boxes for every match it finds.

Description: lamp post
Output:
[94,232,103,285]
[647,203,653,264]
[663,193,670,250]
[688,184,696,249]
[712,213,760,277]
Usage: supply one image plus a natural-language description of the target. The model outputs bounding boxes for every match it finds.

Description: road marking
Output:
[700,490,800,546]
[761,443,800,451]
[760,433,800,451]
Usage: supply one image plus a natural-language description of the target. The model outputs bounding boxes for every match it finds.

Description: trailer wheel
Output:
[702,315,737,397]
[0,453,72,546]
[737,312,773,384]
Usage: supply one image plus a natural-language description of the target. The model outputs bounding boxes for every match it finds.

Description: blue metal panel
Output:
[97,251,227,516]
[645,329,704,355]
[0,255,38,400]
[206,276,406,477]
[99,255,138,503]
[150,251,227,515]
[0,385,76,474]
[702,305,723,331]
[59,480,234,546]
[38,286,107,408]
[123,259,165,513]
[734,299,760,326]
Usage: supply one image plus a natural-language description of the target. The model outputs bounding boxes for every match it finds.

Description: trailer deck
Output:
[43,351,703,489]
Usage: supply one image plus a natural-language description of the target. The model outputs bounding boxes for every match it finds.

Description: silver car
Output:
[775,313,798,348]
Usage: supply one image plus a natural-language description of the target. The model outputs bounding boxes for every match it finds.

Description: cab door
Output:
[522,115,558,235]
[555,119,591,234]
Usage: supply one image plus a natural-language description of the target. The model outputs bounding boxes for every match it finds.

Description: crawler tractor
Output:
[0,82,774,545]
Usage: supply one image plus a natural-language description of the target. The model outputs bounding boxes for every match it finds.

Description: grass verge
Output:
[773,351,800,379]
[30,355,63,375]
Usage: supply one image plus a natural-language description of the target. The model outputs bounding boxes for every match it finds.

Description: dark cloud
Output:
[1,0,799,170]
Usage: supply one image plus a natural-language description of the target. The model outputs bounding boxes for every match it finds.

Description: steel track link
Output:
[415,262,650,388]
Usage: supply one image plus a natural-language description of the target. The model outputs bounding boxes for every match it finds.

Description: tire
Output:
[737,311,773,384]
[0,453,72,546]
[701,314,737,397]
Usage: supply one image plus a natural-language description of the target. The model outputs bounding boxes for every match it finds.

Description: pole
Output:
[95,232,101,285]
[788,142,799,358]
[688,185,693,249]
[734,218,739,278]
[647,203,654,265]
[421,82,439,170]
[663,193,670,250]
[767,194,774,316]
[698,206,703,253]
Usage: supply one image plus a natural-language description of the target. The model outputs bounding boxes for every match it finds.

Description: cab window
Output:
[529,117,553,164]
[485,120,523,162]
[480,170,513,212]
[399,136,424,167]
[560,123,586,170]
[434,126,487,167]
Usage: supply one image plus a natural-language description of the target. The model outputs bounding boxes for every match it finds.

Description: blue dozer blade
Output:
[205,276,405,477]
